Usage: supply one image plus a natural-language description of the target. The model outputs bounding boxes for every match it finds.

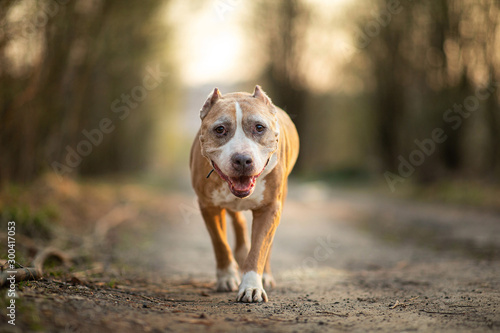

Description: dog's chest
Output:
[211,179,266,211]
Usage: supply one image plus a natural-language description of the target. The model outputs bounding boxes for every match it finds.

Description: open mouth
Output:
[212,161,268,199]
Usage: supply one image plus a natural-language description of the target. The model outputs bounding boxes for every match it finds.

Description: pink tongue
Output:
[231,176,254,191]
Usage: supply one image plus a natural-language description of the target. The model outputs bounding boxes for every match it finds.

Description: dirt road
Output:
[1,180,499,332]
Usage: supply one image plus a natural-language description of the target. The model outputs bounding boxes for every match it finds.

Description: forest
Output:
[0,1,499,331]
[1,0,498,193]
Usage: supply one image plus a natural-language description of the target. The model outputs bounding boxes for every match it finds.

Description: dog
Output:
[190,85,299,302]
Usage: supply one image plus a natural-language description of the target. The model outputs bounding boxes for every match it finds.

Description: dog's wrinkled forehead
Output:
[203,100,274,127]
[199,86,278,133]
[202,98,239,124]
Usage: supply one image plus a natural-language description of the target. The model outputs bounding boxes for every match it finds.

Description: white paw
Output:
[237,271,268,303]
[216,262,240,292]
[262,272,276,289]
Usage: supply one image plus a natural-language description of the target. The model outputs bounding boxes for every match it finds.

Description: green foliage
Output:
[252,0,500,185]
[0,205,57,240]
[0,0,174,184]
[0,296,44,331]
[107,279,118,289]
[15,299,45,331]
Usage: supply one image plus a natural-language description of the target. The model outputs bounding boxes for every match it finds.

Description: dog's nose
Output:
[231,153,254,172]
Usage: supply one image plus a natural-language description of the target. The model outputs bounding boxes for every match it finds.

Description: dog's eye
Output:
[255,124,265,133]
[214,126,226,135]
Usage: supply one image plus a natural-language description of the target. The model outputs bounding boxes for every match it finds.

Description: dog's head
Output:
[199,85,279,198]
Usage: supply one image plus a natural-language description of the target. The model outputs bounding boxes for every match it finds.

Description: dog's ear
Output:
[252,85,276,113]
[200,88,222,120]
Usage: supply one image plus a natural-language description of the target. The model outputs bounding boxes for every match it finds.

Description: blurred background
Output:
[2,3,500,330]
[1,0,499,200]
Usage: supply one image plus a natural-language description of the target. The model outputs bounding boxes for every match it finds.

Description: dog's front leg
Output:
[199,205,240,292]
[237,202,282,302]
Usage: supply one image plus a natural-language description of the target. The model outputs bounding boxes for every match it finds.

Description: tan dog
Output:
[190,85,299,302]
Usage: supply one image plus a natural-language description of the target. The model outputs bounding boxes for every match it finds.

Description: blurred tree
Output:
[361,0,500,181]
[369,6,409,172]
[250,0,310,171]
[249,0,500,184]
[0,0,173,185]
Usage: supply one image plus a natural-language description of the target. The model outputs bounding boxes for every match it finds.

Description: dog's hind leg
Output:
[262,244,276,289]
[200,205,240,292]
[227,210,249,270]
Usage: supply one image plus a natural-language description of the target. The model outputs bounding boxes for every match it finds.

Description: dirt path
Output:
[2,181,499,332]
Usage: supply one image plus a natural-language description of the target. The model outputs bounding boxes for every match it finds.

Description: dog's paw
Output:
[237,286,268,303]
[216,263,240,292]
[236,271,268,303]
[262,272,276,289]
